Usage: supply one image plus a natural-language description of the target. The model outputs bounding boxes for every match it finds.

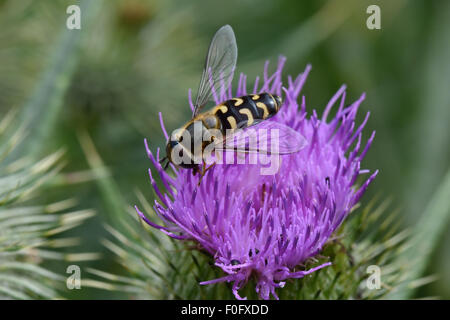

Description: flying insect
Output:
[161,25,306,176]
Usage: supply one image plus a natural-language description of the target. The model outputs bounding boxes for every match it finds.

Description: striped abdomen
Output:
[211,93,282,131]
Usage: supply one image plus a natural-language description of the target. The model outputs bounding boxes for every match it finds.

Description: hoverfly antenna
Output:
[159,156,169,170]
[159,156,167,164]
[163,159,170,170]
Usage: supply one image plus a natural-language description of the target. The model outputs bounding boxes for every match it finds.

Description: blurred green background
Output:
[1,0,449,298]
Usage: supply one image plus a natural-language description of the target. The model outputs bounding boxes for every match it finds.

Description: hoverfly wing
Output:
[215,120,308,155]
[193,25,237,118]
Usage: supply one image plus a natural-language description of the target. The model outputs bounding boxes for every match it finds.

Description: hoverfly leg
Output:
[261,183,266,205]
[204,162,216,174]
[196,161,206,186]
[196,160,216,186]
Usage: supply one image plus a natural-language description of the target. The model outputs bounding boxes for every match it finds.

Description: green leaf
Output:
[386,168,450,299]
[11,0,103,161]
[0,113,96,300]
[77,129,128,231]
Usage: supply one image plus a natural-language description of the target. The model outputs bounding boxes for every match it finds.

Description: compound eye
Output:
[169,140,179,148]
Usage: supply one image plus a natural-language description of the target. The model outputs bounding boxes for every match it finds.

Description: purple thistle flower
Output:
[137,57,378,300]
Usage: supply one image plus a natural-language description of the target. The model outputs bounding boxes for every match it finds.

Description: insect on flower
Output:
[160,25,307,179]
[139,56,378,300]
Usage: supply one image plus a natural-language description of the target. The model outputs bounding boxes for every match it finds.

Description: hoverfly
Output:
[161,25,307,178]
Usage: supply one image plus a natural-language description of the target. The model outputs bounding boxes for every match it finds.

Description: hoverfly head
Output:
[165,129,199,170]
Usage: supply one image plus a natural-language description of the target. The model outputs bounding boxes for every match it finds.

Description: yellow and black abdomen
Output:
[212,93,282,130]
